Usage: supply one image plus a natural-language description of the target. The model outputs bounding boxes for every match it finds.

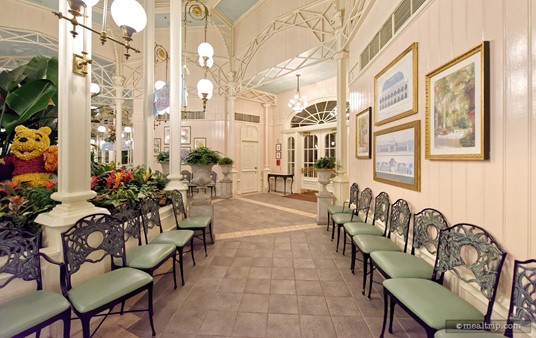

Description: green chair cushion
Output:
[383,278,484,330]
[370,251,433,279]
[179,216,211,229]
[328,205,352,215]
[68,267,152,313]
[435,329,504,338]
[352,235,401,254]
[0,290,70,338]
[332,213,361,225]
[125,244,176,269]
[151,229,194,247]
[344,222,383,236]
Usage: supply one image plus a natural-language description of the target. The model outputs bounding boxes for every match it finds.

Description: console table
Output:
[267,173,294,195]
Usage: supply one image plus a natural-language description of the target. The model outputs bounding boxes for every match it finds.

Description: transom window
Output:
[290,101,350,128]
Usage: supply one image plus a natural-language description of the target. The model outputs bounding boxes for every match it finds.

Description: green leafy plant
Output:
[156,151,170,163]
[313,156,336,169]
[0,55,59,156]
[218,157,233,166]
[184,146,221,165]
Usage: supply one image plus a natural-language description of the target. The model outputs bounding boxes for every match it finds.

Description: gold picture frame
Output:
[373,120,421,191]
[356,107,372,159]
[425,41,490,160]
[374,43,418,126]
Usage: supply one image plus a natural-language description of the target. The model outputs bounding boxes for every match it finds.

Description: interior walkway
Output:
[70,193,426,338]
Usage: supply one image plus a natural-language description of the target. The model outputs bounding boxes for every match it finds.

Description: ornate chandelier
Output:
[288,74,307,112]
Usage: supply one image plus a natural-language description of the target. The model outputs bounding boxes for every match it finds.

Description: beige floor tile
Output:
[231,312,268,337]
[218,278,247,293]
[331,316,373,338]
[273,258,294,268]
[299,315,337,338]
[238,293,269,313]
[294,268,319,280]
[248,266,272,279]
[271,267,295,280]
[270,279,296,295]
[209,293,243,312]
[252,256,274,267]
[244,278,271,294]
[198,310,237,336]
[225,266,251,279]
[231,256,253,267]
[297,295,330,315]
[268,294,298,314]
[321,281,352,297]
[325,296,360,316]
[295,280,324,296]
[266,314,301,338]
[293,258,315,268]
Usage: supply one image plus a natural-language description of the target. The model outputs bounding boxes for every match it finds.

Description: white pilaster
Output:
[227,86,237,196]
[36,1,108,251]
[113,75,124,165]
[165,0,188,198]
[262,103,271,192]
[142,0,155,166]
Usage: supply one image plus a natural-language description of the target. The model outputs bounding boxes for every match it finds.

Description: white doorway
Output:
[240,125,260,193]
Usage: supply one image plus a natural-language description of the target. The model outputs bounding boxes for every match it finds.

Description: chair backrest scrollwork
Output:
[171,190,188,229]
[140,198,164,244]
[61,213,126,290]
[505,259,536,338]
[354,187,372,222]
[348,183,359,206]
[433,223,507,323]
[0,229,42,290]
[411,208,449,256]
[386,199,411,253]
[371,192,390,227]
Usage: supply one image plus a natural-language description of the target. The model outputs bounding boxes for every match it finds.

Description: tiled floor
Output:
[70,193,427,338]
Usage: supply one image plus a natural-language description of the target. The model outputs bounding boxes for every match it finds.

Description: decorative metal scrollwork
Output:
[348,183,359,206]
[111,204,142,243]
[62,214,125,287]
[373,192,390,224]
[0,229,40,288]
[508,259,536,332]
[357,187,372,213]
[412,208,448,255]
[389,199,411,240]
[435,223,506,300]
[140,198,163,233]
[171,190,187,217]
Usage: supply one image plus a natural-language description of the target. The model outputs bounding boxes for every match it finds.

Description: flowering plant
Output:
[0,180,56,233]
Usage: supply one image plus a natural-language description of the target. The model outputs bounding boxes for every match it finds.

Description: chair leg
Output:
[62,311,71,338]
[388,294,396,334]
[172,252,178,290]
[36,329,41,338]
[336,224,341,252]
[120,301,125,314]
[331,219,335,240]
[147,284,156,336]
[326,213,330,231]
[190,236,196,266]
[202,229,207,257]
[342,229,347,256]
[368,258,374,298]
[380,288,389,338]
[350,242,356,273]
[361,253,369,295]
[179,247,185,286]
[81,317,91,338]
[209,223,214,244]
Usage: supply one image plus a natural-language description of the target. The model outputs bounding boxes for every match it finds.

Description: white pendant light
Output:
[82,0,100,7]
[198,56,214,68]
[197,42,214,59]
[288,74,307,112]
[111,0,148,33]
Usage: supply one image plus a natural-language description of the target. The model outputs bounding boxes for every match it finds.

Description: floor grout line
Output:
[233,195,317,218]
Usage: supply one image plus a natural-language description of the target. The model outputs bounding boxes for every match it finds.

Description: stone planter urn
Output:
[191,164,213,202]
[316,169,333,196]
[159,162,169,176]
[220,164,232,182]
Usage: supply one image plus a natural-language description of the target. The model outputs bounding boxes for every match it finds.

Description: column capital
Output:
[333,50,349,61]
[112,75,125,87]
[263,103,271,109]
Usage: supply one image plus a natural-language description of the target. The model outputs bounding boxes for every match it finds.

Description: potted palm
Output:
[314,157,336,194]
[184,147,221,201]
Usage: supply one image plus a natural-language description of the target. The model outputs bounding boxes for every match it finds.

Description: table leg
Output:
[283,179,287,196]
[290,177,294,194]
[268,177,271,192]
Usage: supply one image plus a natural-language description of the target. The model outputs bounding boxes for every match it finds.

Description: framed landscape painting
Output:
[356,107,372,159]
[373,120,420,191]
[425,41,490,160]
[374,43,418,126]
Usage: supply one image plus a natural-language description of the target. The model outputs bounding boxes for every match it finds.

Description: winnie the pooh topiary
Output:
[2,125,58,186]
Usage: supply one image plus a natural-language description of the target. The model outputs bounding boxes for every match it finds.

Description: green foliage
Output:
[156,151,170,162]
[90,165,169,211]
[314,156,336,169]
[459,131,475,147]
[0,180,56,234]
[185,146,221,165]
[218,157,233,165]
[0,55,59,156]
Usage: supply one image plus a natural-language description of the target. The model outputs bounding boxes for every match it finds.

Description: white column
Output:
[36,1,107,251]
[142,0,155,166]
[227,94,237,196]
[332,50,350,204]
[165,0,188,197]
[262,103,271,192]
[113,75,124,165]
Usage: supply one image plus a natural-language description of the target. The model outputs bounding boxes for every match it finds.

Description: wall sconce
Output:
[53,0,147,74]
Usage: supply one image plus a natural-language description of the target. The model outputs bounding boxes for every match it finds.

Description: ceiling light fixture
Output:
[288,74,307,112]
[53,0,147,74]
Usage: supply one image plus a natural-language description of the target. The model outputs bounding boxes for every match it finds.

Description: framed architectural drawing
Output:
[181,126,191,144]
[374,43,418,126]
[194,137,206,149]
[164,126,170,145]
[425,41,490,160]
[153,138,161,153]
[374,120,420,191]
[356,107,372,159]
